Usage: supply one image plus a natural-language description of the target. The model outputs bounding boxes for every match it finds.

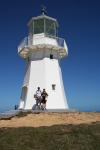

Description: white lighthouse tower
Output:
[18,8,69,110]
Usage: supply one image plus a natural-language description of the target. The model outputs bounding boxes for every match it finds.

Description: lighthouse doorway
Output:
[20,86,28,109]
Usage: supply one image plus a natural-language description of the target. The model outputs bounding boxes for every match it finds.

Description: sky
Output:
[0,0,100,111]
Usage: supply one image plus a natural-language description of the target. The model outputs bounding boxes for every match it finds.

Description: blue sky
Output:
[0,0,100,111]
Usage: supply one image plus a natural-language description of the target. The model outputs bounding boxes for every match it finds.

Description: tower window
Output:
[52,84,56,90]
[50,54,53,59]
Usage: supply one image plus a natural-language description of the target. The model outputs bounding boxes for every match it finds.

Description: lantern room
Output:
[28,14,58,37]
[18,8,68,59]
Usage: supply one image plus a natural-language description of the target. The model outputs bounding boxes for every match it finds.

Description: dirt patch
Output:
[0,112,100,128]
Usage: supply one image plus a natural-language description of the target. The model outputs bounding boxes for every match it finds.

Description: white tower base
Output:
[19,55,68,110]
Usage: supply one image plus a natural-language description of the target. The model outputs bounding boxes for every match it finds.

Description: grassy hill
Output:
[0,112,100,150]
[0,123,100,150]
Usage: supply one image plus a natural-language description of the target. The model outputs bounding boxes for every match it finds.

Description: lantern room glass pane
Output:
[34,19,44,34]
[45,19,56,37]
[29,23,33,36]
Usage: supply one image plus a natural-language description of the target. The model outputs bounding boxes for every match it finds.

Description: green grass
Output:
[0,123,100,150]
[15,111,33,118]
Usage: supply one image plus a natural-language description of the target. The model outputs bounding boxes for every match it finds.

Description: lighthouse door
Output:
[20,86,28,109]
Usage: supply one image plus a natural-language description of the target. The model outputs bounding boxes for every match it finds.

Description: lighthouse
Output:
[18,7,69,110]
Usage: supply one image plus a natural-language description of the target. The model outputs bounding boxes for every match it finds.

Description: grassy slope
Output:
[0,123,100,150]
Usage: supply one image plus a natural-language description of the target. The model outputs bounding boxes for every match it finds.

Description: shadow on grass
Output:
[0,122,100,150]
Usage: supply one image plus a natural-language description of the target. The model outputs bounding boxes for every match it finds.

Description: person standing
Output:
[35,87,42,107]
[41,89,48,110]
